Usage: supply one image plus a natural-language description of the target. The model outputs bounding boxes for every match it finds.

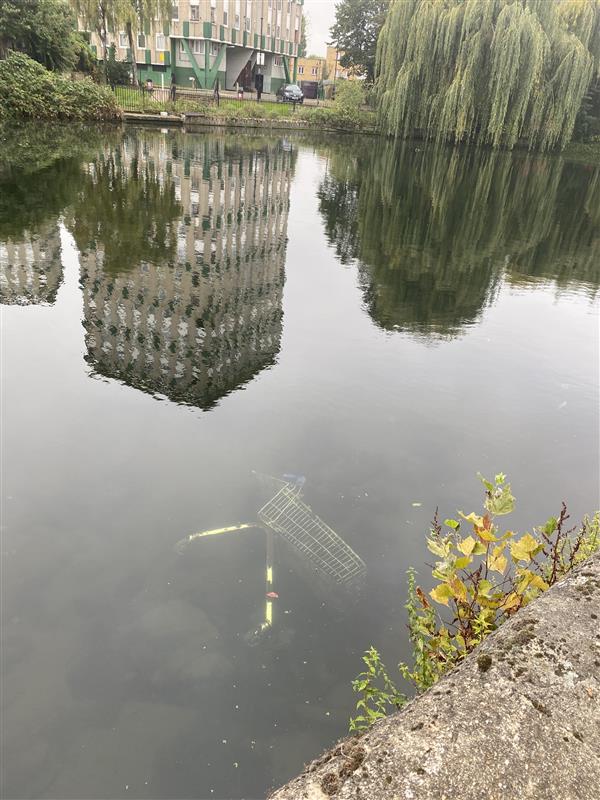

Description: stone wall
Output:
[270,552,600,800]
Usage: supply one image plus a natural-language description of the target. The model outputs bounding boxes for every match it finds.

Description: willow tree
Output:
[376,0,600,150]
[71,0,171,83]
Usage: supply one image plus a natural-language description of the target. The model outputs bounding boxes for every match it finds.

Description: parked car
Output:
[276,84,304,104]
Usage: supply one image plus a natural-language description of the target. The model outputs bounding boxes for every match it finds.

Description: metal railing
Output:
[112,83,326,115]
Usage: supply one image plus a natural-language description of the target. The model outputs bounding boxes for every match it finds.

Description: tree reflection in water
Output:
[317,140,600,337]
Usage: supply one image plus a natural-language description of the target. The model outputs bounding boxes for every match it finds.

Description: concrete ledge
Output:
[270,553,600,800]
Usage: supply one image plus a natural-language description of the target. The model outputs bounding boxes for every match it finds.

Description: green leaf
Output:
[454,555,472,570]
[444,518,460,529]
[486,484,515,516]
[477,473,494,492]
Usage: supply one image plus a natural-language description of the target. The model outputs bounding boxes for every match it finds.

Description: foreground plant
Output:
[350,474,599,731]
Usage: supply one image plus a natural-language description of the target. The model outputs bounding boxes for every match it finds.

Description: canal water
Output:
[1,125,598,799]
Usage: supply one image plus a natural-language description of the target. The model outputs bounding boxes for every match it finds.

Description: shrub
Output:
[349,473,600,731]
[333,80,365,116]
[0,52,120,121]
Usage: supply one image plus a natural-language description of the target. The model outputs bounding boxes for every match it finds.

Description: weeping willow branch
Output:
[376,0,600,151]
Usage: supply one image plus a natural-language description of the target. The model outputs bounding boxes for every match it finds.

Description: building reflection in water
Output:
[0,223,63,306]
[74,133,295,410]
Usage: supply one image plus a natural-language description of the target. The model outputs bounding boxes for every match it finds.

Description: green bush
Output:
[0,51,120,121]
[333,80,365,116]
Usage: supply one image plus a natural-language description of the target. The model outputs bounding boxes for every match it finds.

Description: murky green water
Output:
[1,125,598,799]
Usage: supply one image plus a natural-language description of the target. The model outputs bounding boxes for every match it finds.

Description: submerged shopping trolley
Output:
[176,472,366,636]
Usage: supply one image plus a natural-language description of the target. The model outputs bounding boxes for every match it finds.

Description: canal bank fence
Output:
[113,84,317,116]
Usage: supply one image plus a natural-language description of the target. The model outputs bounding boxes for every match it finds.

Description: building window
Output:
[297,65,303,74]
[235,13,240,28]
[211,41,220,54]
[276,25,280,37]
[171,2,179,20]
[245,16,251,31]
[210,6,215,21]
[223,10,228,25]
[267,23,271,35]
[137,33,146,48]
[190,5,199,20]
[277,0,282,9]
[193,39,205,53]
[274,55,282,66]
[156,34,166,50]
[118,32,128,48]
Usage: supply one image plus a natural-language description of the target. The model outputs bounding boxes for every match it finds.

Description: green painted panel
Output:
[145,49,151,64]
[144,20,150,35]
[163,21,170,35]
[243,31,248,47]
[271,36,275,51]
[220,25,225,40]
[183,20,189,37]
[203,21,212,37]
[280,40,284,53]
[164,51,171,66]
[172,65,196,85]
[261,35,266,50]
[232,28,236,44]
[254,33,258,48]
[288,42,292,55]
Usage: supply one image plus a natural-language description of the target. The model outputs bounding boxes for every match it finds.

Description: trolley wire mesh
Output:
[258,486,366,584]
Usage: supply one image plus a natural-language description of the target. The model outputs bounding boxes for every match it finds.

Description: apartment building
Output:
[296,55,323,82]
[0,223,63,306]
[78,133,295,410]
[88,0,304,93]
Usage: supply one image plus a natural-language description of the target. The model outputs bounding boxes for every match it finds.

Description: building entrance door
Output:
[237,60,253,91]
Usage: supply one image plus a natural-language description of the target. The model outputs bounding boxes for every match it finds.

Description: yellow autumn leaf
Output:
[477,527,498,542]
[510,532,540,562]
[459,511,484,527]
[529,574,549,591]
[458,536,476,555]
[487,544,508,574]
[430,583,453,606]
[449,576,468,603]
[501,591,521,611]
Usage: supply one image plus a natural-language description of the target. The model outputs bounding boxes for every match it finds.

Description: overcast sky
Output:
[303,0,338,56]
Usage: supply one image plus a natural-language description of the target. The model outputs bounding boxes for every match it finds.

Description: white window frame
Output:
[156,34,167,51]
[210,41,220,55]
[297,65,303,74]
[137,33,146,48]
[118,32,128,49]
[171,2,179,20]
[190,5,200,20]
[223,9,228,25]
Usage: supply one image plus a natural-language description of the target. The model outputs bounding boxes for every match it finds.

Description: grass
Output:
[113,86,376,131]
